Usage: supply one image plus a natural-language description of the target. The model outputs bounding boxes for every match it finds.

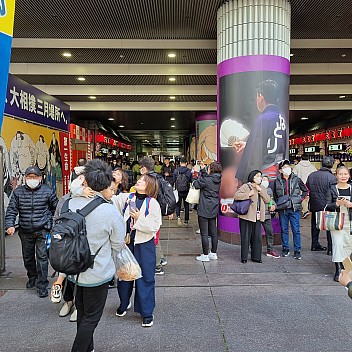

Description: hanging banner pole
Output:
[0,0,16,130]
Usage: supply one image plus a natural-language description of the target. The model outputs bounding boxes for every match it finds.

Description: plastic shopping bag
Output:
[113,246,142,281]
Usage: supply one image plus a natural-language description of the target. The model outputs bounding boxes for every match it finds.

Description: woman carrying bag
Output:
[112,174,162,327]
[234,170,270,263]
[193,161,222,262]
[325,166,352,281]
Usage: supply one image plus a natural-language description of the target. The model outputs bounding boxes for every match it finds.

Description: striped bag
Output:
[316,210,345,231]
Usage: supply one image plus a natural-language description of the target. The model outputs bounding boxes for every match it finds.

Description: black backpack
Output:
[48,196,107,275]
[156,174,176,216]
[175,170,189,192]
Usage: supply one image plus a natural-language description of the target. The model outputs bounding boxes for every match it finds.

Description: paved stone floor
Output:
[0,213,351,352]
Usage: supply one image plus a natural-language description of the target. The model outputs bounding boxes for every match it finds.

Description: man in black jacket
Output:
[5,166,58,298]
[274,160,309,260]
[173,157,192,226]
[306,156,336,254]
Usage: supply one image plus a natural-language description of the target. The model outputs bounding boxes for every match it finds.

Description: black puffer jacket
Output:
[193,168,221,218]
[306,167,337,212]
[274,173,308,212]
[5,183,58,233]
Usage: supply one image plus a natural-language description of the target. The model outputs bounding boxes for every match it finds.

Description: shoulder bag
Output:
[230,184,253,215]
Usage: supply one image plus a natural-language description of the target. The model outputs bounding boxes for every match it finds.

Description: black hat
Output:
[278,159,290,170]
[25,166,42,176]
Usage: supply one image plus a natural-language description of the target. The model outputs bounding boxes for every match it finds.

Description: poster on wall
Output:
[196,120,217,164]
[1,116,70,205]
[219,71,289,218]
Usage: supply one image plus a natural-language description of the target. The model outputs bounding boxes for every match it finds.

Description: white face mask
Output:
[26,179,41,189]
[282,167,292,176]
[261,180,269,188]
[253,176,262,185]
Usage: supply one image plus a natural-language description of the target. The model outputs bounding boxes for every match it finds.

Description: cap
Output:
[25,166,42,176]
[278,159,290,170]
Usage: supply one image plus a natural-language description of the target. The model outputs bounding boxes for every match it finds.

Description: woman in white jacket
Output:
[112,174,162,327]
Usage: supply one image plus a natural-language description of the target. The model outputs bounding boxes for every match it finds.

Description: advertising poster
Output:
[196,116,217,165]
[218,56,289,234]
[1,116,69,203]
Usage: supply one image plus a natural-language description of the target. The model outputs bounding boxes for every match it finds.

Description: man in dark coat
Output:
[161,158,174,185]
[306,156,337,254]
[5,165,58,298]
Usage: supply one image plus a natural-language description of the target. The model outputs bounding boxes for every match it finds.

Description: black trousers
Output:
[239,218,262,261]
[176,192,189,221]
[71,282,109,352]
[198,216,218,254]
[18,231,48,290]
[63,278,75,302]
[311,212,332,250]
[262,219,274,251]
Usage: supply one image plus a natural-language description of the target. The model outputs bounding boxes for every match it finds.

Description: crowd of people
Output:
[4,154,352,351]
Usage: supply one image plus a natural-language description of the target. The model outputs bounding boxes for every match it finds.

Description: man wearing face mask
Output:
[273,160,309,260]
[5,166,58,298]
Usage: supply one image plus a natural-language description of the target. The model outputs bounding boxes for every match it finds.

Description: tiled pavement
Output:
[0,213,351,352]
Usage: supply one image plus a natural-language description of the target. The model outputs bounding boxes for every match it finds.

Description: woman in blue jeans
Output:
[193,161,222,262]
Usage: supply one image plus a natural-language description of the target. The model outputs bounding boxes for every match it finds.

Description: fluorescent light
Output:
[339,95,346,99]
[170,96,176,100]
[108,118,114,121]
[89,96,96,100]
[170,117,175,121]
[77,77,86,81]
[62,52,72,57]
[119,125,124,128]
[290,53,294,57]
[168,53,176,58]
[171,125,176,128]
[168,77,176,82]
[301,117,308,120]
[342,54,347,58]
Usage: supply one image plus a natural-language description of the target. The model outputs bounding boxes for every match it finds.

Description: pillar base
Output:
[218,229,282,246]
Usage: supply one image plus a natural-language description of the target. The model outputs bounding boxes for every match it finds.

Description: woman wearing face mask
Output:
[233,170,270,263]
[273,160,309,260]
[325,166,352,281]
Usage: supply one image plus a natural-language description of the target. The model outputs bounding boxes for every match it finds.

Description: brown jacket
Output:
[234,183,270,222]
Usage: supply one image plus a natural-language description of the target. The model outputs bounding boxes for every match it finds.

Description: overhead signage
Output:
[328,144,345,151]
[289,148,298,155]
[5,74,70,131]
[304,146,319,153]
[96,133,132,150]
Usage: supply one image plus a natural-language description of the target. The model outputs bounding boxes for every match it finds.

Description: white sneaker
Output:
[177,217,182,226]
[196,254,209,262]
[208,252,218,260]
[59,300,74,317]
[70,308,77,322]
[196,229,201,234]
[50,283,62,304]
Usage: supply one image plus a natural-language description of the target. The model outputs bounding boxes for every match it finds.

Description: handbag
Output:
[230,183,253,215]
[316,207,345,231]
[230,199,252,215]
[173,189,179,203]
[186,186,200,204]
[276,195,291,211]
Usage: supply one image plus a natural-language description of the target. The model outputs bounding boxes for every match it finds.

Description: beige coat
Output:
[233,183,270,222]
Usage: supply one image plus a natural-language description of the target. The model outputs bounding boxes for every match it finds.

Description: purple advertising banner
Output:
[4,74,70,131]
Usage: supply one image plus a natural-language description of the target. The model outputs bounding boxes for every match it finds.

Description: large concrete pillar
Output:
[217,0,291,243]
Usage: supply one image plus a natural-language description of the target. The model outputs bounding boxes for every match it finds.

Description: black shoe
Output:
[38,288,48,298]
[251,259,262,263]
[108,278,115,288]
[142,315,154,327]
[293,251,302,260]
[311,246,327,251]
[26,278,37,289]
[327,250,332,256]
[334,262,342,282]
[282,248,290,257]
[241,259,247,263]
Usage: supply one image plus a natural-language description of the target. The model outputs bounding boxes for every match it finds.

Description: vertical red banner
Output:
[59,131,71,195]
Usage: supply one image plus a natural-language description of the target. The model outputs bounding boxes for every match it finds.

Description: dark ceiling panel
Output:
[15,74,217,86]
[291,0,352,39]
[57,95,217,102]
[291,75,352,85]
[291,95,352,101]
[290,48,352,63]
[10,48,216,64]
[13,0,222,39]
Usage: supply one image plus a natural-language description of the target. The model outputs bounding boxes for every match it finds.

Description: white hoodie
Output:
[293,160,317,183]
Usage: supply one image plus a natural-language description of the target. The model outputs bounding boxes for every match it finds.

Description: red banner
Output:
[59,131,71,195]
